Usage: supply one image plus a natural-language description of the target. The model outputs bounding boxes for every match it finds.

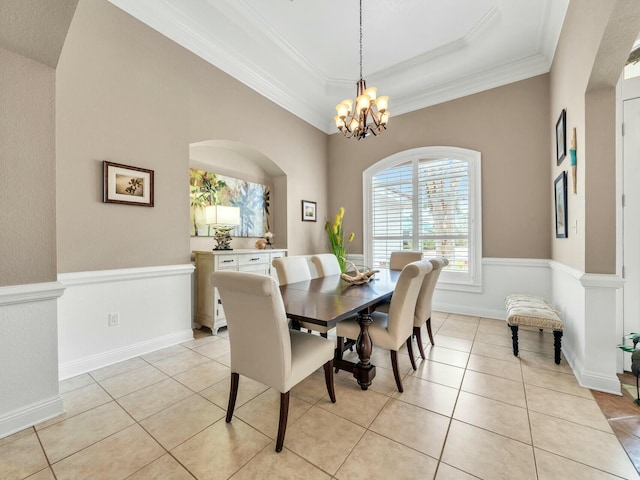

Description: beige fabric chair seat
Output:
[505,293,564,364]
[288,329,335,388]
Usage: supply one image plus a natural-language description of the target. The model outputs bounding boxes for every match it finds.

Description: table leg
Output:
[353,312,376,390]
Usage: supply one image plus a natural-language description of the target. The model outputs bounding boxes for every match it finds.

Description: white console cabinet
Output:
[193,249,287,334]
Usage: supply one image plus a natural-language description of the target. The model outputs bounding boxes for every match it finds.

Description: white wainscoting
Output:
[550,261,624,395]
[0,282,65,439]
[57,264,195,380]
[434,258,552,319]
[54,257,623,396]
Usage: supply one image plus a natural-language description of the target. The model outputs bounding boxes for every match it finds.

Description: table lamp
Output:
[205,205,240,250]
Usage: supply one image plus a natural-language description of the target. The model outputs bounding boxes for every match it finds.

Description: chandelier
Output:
[334,0,390,140]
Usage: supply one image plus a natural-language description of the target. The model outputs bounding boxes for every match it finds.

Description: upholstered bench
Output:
[505,294,564,364]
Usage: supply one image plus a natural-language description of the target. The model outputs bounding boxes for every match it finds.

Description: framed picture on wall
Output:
[301,200,317,222]
[554,171,568,238]
[556,109,567,165]
[103,161,154,207]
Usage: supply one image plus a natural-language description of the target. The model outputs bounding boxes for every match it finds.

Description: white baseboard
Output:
[59,329,194,380]
[0,395,63,439]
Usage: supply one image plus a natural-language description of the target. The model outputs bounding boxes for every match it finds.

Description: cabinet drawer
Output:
[238,253,270,266]
[216,255,238,269]
[270,251,285,261]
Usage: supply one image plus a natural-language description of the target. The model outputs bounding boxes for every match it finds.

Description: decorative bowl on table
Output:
[340,260,379,285]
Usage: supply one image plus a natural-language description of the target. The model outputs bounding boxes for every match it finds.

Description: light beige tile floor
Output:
[2,313,638,480]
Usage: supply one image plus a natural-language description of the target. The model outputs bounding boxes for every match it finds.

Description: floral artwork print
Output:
[189,168,269,237]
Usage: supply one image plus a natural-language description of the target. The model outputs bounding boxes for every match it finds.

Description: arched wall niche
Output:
[189,139,287,253]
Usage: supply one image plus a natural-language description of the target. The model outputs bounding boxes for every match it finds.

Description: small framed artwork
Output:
[556,109,567,165]
[103,161,154,207]
[554,171,568,238]
[301,200,317,222]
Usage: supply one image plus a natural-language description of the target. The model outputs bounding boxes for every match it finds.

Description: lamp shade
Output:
[205,205,240,226]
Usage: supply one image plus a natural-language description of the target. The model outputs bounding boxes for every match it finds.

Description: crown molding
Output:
[108,0,568,134]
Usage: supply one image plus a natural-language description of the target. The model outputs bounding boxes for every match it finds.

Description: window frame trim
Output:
[363,146,483,293]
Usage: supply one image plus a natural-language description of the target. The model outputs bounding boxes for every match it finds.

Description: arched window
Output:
[363,147,482,291]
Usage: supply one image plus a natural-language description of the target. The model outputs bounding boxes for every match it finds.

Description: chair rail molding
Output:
[0,281,65,306]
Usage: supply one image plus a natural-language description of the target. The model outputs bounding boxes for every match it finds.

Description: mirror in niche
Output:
[189,168,270,238]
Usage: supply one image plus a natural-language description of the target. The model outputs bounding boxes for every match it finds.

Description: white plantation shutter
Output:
[365,147,482,290]
[417,158,469,272]
[371,161,413,267]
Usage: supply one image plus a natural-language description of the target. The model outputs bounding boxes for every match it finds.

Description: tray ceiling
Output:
[108,0,569,133]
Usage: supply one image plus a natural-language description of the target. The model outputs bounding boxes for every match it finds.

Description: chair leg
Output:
[276,391,290,452]
[553,330,563,365]
[323,360,336,403]
[406,337,417,370]
[335,336,344,373]
[390,350,404,393]
[509,325,519,357]
[414,326,426,360]
[226,372,239,423]
[426,317,435,346]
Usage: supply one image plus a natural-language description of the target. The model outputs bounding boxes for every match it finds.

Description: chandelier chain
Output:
[359,0,363,80]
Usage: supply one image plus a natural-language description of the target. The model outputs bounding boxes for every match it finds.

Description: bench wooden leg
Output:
[509,325,519,357]
[553,330,563,364]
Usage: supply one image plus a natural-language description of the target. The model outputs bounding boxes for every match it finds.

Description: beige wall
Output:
[550,0,640,274]
[56,0,328,273]
[0,47,57,286]
[327,74,551,259]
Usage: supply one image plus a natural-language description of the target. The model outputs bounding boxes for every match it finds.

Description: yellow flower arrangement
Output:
[325,207,355,273]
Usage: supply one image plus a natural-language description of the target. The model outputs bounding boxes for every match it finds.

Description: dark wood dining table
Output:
[279,268,400,390]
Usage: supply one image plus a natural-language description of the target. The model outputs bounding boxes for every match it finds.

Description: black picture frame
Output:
[554,171,568,238]
[301,200,317,222]
[556,109,567,165]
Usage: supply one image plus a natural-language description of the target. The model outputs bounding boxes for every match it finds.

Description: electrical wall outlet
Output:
[108,312,120,327]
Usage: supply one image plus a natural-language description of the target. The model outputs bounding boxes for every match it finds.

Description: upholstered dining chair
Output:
[336,260,432,392]
[210,270,336,452]
[389,250,423,270]
[272,256,330,338]
[412,257,449,357]
[272,256,312,285]
[377,256,449,358]
[311,253,342,277]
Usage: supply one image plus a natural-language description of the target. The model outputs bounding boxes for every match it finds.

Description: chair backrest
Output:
[414,257,449,327]
[389,251,423,270]
[311,254,342,277]
[387,260,432,346]
[272,256,312,285]
[210,270,291,392]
